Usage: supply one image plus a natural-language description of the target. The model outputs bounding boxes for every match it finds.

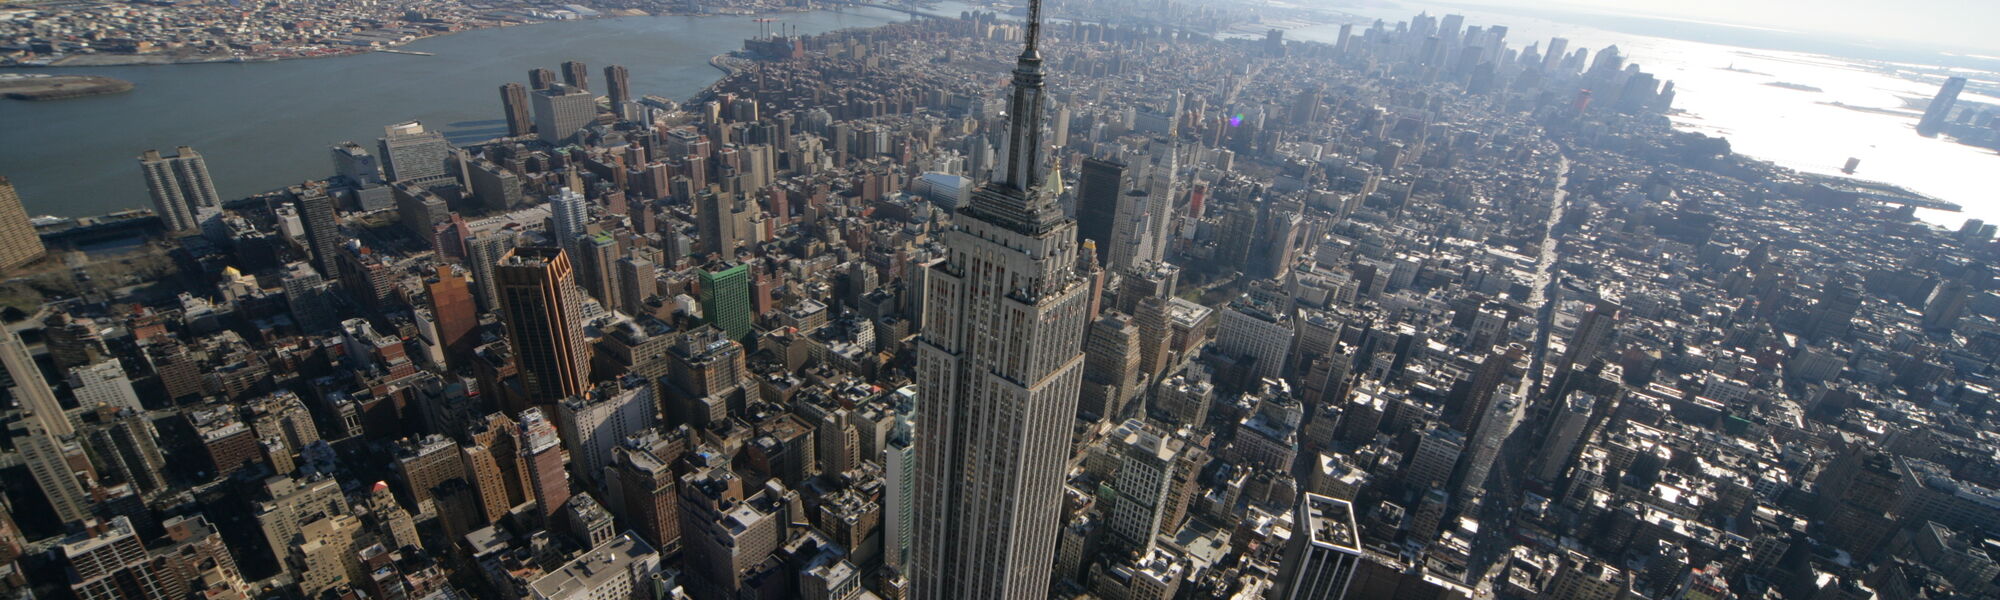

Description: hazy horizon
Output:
[1438,0,2000,55]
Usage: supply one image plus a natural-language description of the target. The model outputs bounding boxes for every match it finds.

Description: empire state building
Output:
[909,0,1090,596]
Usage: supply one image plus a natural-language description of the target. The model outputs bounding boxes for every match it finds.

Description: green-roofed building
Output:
[699,262,751,343]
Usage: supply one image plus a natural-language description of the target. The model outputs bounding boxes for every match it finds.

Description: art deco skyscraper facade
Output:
[138,146,220,232]
[496,247,590,404]
[911,0,1090,596]
[0,177,44,270]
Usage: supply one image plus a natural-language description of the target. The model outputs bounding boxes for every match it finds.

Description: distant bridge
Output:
[836,1,956,19]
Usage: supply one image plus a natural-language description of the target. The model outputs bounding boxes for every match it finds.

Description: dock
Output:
[1808,175,1962,212]
[378,48,434,56]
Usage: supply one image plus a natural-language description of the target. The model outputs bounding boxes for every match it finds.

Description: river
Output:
[0,8,906,218]
[8,3,1996,229]
[1295,1,2000,229]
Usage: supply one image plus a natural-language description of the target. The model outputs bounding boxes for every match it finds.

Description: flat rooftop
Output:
[529,533,657,599]
[1303,493,1361,553]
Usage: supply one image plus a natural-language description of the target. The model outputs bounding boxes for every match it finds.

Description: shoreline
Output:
[10,5,1983,234]
[1,7,828,69]
[0,4,916,223]
[0,74,133,100]
[33,58,1977,244]
[29,44,756,220]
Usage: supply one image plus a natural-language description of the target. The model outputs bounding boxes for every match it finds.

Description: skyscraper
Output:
[57,516,160,600]
[395,435,464,516]
[1273,494,1363,600]
[1108,189,1153,273]
[1543,37,1570,72]
[561,60,589,91]
[1138,142,1179,267]
[3,325,70,437]
[426,265,477,360]
[609,442,680,553]
[695,188,745,256]
[293,184,342,278]
[68,359,140,414]
[1451,344,1524,443]
[0,351,100,576]
[1557,302,1619,372]
[465,229,519,313]
[1918,76,1966,137]
[1449,344,1526,496]
[330,141,384,188]
[911,0,1091,595]
[548,187,589,251]
[0,177,44,270]
[577,232,621,306]
[604,64,632,109]
[1080,313,1143,422]
[17,419,94,525]
[616,256,656,316]
[138,146,220,232]
[496,247,591,404]
[529,68,557,91]
[85,407,168,496]
[501,82,534,137]
[1098,141,1180,274]
[1216,295,1295,382]
[519,407,570,521]
[1075,157,1124,263]
[533,84,598,145]
[1106,420,1185,551]
[284,261,336,332]
[884,415,916,571]
[377,121,452,184]
[553,379,655,488]
[698,261,751,343]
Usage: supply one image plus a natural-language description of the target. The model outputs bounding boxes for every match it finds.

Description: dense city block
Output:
[0,2,1993,600]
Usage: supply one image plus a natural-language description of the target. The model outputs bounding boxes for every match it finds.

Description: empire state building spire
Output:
[968,0,1062,233]
[911,0,1090,595]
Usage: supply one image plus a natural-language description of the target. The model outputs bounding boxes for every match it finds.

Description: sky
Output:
[1445,0,2000,54]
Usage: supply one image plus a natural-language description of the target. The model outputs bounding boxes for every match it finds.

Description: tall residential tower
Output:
[501,82,534,137]
[138,146,220,232]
